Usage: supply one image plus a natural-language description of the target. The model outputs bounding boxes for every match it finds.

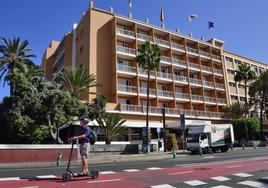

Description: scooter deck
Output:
[72,170,99,178]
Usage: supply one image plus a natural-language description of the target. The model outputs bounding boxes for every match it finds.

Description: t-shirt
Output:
[78,126,90,144]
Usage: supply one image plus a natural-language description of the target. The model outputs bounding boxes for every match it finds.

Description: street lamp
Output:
[162,107,167,152]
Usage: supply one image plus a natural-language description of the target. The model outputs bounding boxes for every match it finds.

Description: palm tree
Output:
[58,66,100,98]
[136,41,161,152]
[224,103,246,119]
[234,62,256,139]
[0,37,36,95]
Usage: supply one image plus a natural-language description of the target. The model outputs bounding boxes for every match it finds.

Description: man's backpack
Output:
[87,128,97,145]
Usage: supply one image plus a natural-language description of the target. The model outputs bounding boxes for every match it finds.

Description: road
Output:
[0,148,268,188]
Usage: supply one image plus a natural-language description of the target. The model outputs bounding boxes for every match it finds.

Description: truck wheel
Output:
[212,148,217,153]
[220,146,228,152]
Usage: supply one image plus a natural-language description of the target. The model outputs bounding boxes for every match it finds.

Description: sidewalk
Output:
[0,150,190,169]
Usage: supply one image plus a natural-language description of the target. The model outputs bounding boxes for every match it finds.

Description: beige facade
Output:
[41,5,267,134]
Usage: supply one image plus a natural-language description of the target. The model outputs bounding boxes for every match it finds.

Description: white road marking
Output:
[88,178,122,184]
[204,156,215,159]
[210,176,231,181]
[238,180,268,188]
[233,173,253,177]
[123,169,140,172]
[36,175,57,179]
[19,186,39,188]
[226,164,243,168]
[146,167,162,170]
[151,184,176,188]
[168,171,193,175]
[0,177,20,181]
[184,180,207,186]
[99,171,116,174]
[210,186,233,188]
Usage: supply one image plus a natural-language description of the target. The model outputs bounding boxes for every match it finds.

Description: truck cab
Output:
[187,133,210,153]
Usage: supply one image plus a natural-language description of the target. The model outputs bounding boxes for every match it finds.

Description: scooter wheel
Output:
[91,170,99,179]
[62,172,71,182]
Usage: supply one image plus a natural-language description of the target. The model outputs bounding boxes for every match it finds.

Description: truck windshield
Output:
[187,134,200,143]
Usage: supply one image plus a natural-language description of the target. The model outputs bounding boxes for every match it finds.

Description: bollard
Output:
[242,143,245,150]
[172,148,176,159]
[231,144,234,151]
[56,152,62,167]
[199,147,202,156]
[208,147,212,154]
[254,141,257,149]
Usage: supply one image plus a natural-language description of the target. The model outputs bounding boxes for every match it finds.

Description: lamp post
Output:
[162,107,167,152]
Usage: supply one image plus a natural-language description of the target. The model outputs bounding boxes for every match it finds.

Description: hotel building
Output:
[42,4,268,140]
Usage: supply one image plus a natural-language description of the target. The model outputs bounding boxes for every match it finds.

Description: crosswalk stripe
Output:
[168,171,193,175]
[210,186,233,188]
[19,186,39,188]
[233,173,253,177]
[184,180,207,186]
[151,184,176,188]
[210,176,231,181]
[237,180,268,188]
[123,169,140,172]
[36,175,57,179]
[99,171,116,174]
[0,177,20,181]
[146,167,162,170]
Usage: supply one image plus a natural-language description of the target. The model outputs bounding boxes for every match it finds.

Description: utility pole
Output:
[162,107,167,152]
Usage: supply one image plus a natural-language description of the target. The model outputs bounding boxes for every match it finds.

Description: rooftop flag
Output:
[188,14,198,23]
[128,0,132,9]
[160,5,164,23]
[208,21,214,29]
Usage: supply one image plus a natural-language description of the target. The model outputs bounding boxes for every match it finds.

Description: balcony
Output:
[117,64,136,74]
[212,54,221,62]
[120,104,142,113]
[175,92,190,100]
[117,84,137,94]
[160,56,171,64]
[137,33,153,42]
[214,68,224,76]
[191,94,204,102]
[217,98,227,105]
[157,72,173,81]
[188,62,200,71]
[204,96,216,103]
[215,83,225,90]
[157,90,174,98]
[116,27,135,38]
[203,80,215,88]
[117,45,136,57]
[139,87,156,96]
[173,75,188,84]
[172,58,187,68]
[138,69,155,78]
[154,38,170,47]
[201,65,213,74]
[189,78,202,86]
[199,51,211,59]
[186,47,199,56]
[171,42,185,52]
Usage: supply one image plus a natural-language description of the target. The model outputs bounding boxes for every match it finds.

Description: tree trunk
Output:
[48,119,57,143]
[145,68,151,152]
[10,63,14,95]
[244,78,249,140]
[105,127,111,145]
[260,89,265,134]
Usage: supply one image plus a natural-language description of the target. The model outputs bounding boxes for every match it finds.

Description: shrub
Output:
[167,133,178,151]
[232,117,260,140]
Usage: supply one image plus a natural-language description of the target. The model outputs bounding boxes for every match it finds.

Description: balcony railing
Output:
[139,87,156,96]
[157,72,173,80]
[154,38,170,47]
[186,47,199,55]
[203,80,214,88]
[160,56,171,63]
[157,90,174,98]
[137,33,153,42]
[215,83,225,89]
[117,45,136,55]
[199,51,211,58]
[175,92,189,100]
[189,78,202,85]
[116,27,135,38]
[217,98,227,104]
[188,62,200,69]
[173,75,188,83]
[120,104,142,113]
[191,94,204,101]
[201,65,213,73]
[212,54,221,61]
[172,58,187,67]
[138,69,155,77]
[204,96,216,103]
[117,84,137,93]
[117,64,136,73]
[171,42,185,51]
[214,68,223,75]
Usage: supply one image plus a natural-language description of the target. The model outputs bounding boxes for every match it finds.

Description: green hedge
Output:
[232,117,260,140]
[167,133,178,151]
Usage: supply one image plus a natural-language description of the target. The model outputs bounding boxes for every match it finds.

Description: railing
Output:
[186,47,199,55]
[191,94,204,101]
[138,69,155,77]
[160,56,171,63]
[154,38,170,47]
[215,83,225,89]
[145,106,162,114]
[203,80,214,88]
[117,84,137,93]
[116,27,135,38]
[199,51,211,58]
[212,54,221,61]
[157,72,173,80]
[120,104,142,113]
[172,58,187,67]
[188,62,200,69]
[201,65,213,73]
[217,98,227,104]
[137,33,153,42]
[171,42,185,51]
[175,92,189,99]
[139,87,156,96]
[157,90,174,98]
[117,64,136,73]
[204,96,216,103]
[214,68,223,75]
[189,78,202,85]
[117,45,136,55]
[173,75,188,83]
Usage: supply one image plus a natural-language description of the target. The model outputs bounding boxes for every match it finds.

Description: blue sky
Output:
[1,0,268,100]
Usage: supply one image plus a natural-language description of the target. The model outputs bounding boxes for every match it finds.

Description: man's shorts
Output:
[79,143,90,158]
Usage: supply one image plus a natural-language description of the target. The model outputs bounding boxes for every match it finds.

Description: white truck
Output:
[186,124,234,154]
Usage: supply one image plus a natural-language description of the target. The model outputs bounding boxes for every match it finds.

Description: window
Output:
[229,82,236,87]
[161,85,167,91]
[225,57,233,62]
[160,103,168,108]
[161,67,168,73]
[235,60,241,64]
